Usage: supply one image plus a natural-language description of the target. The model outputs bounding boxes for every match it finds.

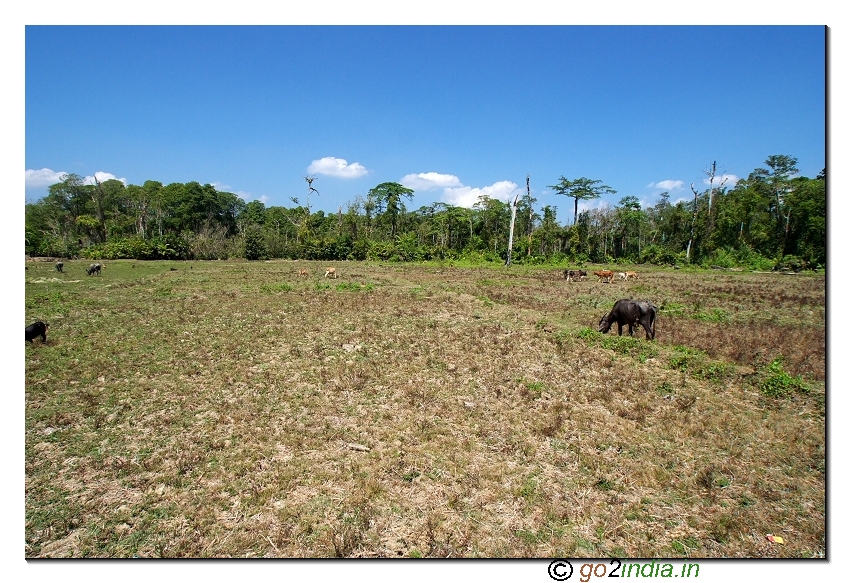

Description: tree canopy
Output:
[26,158,826,270]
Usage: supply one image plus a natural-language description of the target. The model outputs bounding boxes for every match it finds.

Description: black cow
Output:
[598,299,657,340]
[87,263,102,276]
[55,261,64,273]
[26,321,49,343]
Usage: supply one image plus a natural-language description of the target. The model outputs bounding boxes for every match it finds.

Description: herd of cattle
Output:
[27,263,659,344]
[564,269,638,283]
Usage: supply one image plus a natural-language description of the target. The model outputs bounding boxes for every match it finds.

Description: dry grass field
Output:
[24,259,825,558]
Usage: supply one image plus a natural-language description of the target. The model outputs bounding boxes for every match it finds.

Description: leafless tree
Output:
[505,192,520,266]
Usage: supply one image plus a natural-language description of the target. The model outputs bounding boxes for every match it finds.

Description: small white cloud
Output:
[307,157,368,179]
[83,171,127,186]
[647,179,685,191]
[577,198,611,214]
[443,180,520,208]
[703,174,739,188]
[25,168,66,189]
[400,172,462,191]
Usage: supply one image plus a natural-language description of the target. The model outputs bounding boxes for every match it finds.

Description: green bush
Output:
[243,228,268,260]
[773,255,807,273]
[760,357,809,398]
[642,245,679,266]
[692,307,730,323]
[82,235,188,260]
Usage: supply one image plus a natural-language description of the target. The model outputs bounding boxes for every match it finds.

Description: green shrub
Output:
[642,245,679,266]
[243,228,268,260]
[773,255,807,273]
[82,235,188,260]
[760,357,809,398]
[668,346,705,371]
[692,307,730,323]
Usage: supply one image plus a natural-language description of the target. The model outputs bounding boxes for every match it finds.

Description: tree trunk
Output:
[687,183,699,262]
[526,175,533,257]
[505,194,519,266]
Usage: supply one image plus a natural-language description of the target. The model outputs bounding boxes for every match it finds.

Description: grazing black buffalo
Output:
[55,261,64,273]
[26,321,49,343]
[87,263,102,276]
[598,299,657,340]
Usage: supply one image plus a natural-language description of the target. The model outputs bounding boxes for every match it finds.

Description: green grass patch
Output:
[335,282,375,292]
[760,357,809,398]
[693,307,730,322]
[671,537,701,555]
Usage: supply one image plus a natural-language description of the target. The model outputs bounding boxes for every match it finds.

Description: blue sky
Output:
[25,24,825,221]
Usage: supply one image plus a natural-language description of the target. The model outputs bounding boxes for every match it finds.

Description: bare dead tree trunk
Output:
[505,193,520,266]
[302,175,319,216]
[526,174,533,257]
[702,161,728,243]
[705,162,716,240]
[687,182,699,262]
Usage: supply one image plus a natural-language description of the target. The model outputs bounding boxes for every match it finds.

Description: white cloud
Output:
[25,168,127,190]
[307,157,368,179]
[703,174,739,188]
[577,198,611,214]
[442,180,520,208]
[83,172,127,186]
[400,172,462,191]
[401,170,521,208]
[25,168,66,189]
[646,179,685,191]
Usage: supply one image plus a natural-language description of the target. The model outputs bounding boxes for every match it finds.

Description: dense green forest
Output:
[25,155,825,270]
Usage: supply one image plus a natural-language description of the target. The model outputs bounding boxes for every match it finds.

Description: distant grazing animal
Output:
[55,261,64,273]
[598,299,657,340]
[298,269,309,276]
[26,321,49,343]
[625,271,638,280]
[617,272,627,281]
[324,267,337,279]
[564,269,587,282]
[594,270,615,283]
[86,263,102,276]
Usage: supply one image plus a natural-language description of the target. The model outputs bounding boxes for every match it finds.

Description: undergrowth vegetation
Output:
[25,259,825,558]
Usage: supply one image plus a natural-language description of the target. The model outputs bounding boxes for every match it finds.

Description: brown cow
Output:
[324,267,337,279]
[298,269,309,276]
[594,270,614,283]
[625,271,638,280]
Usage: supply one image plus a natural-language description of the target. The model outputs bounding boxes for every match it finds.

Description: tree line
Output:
[25,155,825,270]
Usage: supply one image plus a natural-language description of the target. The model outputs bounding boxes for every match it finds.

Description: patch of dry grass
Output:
[25,260,825,557]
